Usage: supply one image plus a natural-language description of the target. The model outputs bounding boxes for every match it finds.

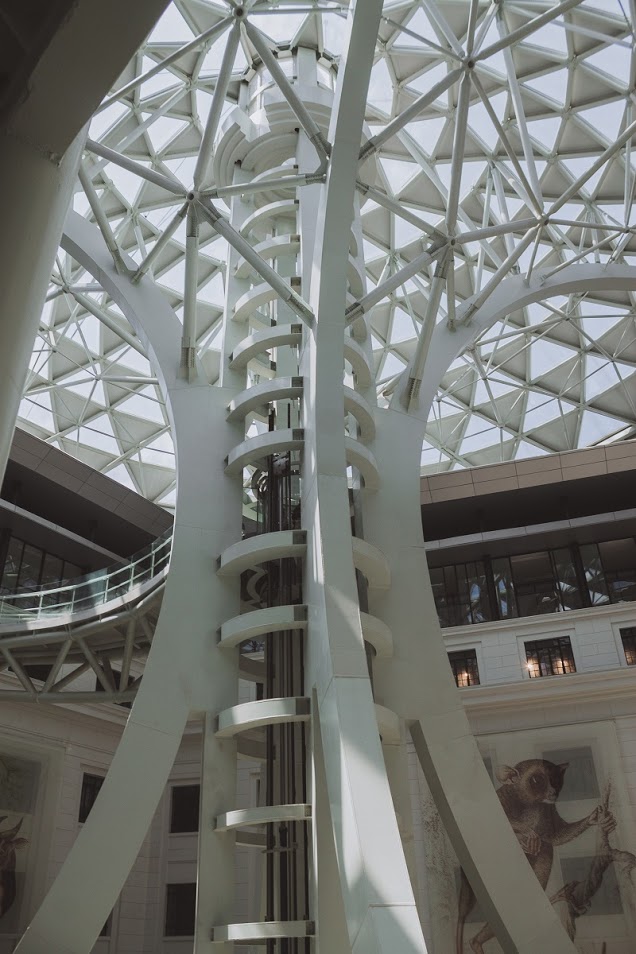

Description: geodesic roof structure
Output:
[20,0,636,508]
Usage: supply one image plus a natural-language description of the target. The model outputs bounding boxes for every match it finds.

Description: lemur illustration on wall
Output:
[456,759,636,954]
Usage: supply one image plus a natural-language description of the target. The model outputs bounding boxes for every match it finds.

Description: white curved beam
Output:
[17,211,243,954]
[393,263,636,419]
[298,3,427,954]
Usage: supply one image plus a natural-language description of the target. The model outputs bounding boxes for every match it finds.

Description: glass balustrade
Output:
[0,528,172,623]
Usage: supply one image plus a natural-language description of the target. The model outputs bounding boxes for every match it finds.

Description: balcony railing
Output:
[0,529,172,624]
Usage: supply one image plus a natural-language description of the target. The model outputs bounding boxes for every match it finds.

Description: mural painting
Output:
[456,759,636,953]
[0,755,40,937]
[414,724,636,954]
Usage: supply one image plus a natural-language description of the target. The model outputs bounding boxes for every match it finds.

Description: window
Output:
[430,561,492,627]
[551,548,584,611]
[491,556,517,620]
[542,746,599,800]
[164,883,196,937]
[525,636,576,678]
[170,784,200,833]
[599,538,636,603]
[580,543,610,605]
[79,773,104,823]
[510,551,559,617]
[448,649,480,687]
[620,626,636,665]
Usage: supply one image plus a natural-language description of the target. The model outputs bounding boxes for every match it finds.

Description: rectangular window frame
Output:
[78,771,105,824]
[446,639,485,687]
[163,882,197,938]
[169,783,201,835]
[447,647,481,687]
[616,624,636,667]
[522,634,577,679]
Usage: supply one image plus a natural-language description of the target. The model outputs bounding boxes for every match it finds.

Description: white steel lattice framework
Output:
[7,0,636,952]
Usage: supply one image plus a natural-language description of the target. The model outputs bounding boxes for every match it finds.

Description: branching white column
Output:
[16,213,243,954]
[363,262,636,954]
[300,2,428,952]
[0,0,171,482]
[0,133,83,481]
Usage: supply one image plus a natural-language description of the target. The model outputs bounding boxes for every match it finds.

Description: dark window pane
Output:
[525,636,576,678]
[551,548,584,611]
[164,883,196,937]
[448,649,480,687]
[99,913,112,937]
[18,544,44,591]
[40,553,64,588]
[580,543,610,605]
[542,747,599,800]
[465,562,492,624]
[492,557,517,619]
[170,785,200,833]
[0,537,24,594]
[510,551,559,617]
[620,626,636,665]
[79,773,104,823]
[62,561,82,582]
[430,561,492,627]
[598,538,636,603]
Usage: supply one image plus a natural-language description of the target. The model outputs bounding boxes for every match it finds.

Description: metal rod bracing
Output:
[85,139,187,197]
[346,242,447,323]
[120,619,136,690]
[459,224,541,324]
[405,250,451,407]
[465,0,480,55]
[245,20,330,166]
[445,72,472,234]
[497,11,544,207]
[356,180,446,242]
[548,118,636,216]
[456,217,539,244]
[47,662,92,693]
[471,72,542,216]
[421,0,464,57]
[2,649,36,698]
[132,202,188,282]
[70,289,146,356]
[0,690,138,704]
[42,641,73,693]
[77,637,116,693]
[193,19,241,191]
[78,163,128,273]
[381,13,464,59]
[543,229,625,278]
[98,17,232,113]
[359,67,463,161]
[204,172,325,200]
[476,0,586,61]
[197,197,315,326]
[182,203,200,378]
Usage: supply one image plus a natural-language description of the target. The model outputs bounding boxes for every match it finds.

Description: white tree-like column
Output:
[12,1,636,953]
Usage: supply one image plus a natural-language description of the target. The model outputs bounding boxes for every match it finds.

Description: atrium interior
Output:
[1,0,636,952]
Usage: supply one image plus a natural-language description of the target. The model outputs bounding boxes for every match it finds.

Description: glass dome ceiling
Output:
[20,0,636,508]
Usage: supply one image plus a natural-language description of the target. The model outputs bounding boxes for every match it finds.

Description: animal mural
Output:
[456,759,636,954]
[0,817,28,919]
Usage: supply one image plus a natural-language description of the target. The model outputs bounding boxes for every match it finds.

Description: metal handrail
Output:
[0,528,172,623]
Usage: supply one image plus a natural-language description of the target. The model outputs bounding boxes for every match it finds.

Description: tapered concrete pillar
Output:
[0,132,83,481]
[0,0,172,482]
